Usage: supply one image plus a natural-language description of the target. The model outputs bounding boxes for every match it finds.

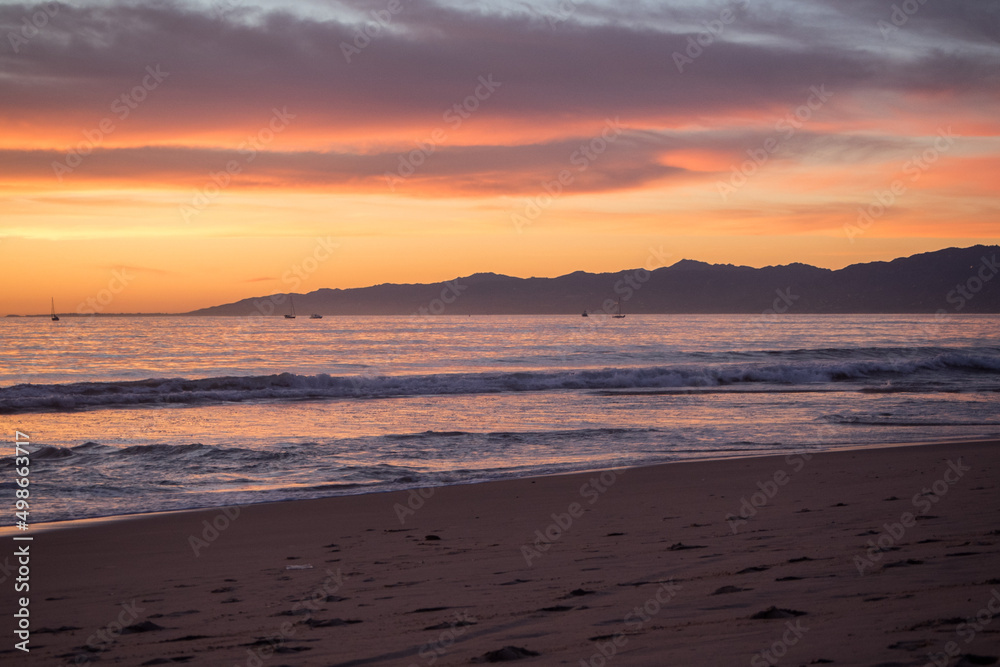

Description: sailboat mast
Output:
[612,297,625,318]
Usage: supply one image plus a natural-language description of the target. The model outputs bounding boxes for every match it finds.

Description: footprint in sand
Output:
[749,607,806,619]
[955,656,999,667]
[907,617,964,631]
[159,635,211,643]
[712,586,751,595]
[34,626,81,634]
[150,610,199,619]
[498,578,531,586]
[888,639,931,650]
[424,619,476,630]
[121,621,165,634]
[301,618,362,627]
[881,559,923,569]
[471,646,540,663]
[563,588,596,598]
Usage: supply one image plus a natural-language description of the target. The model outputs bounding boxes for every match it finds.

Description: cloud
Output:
[0,130,690,195]
[1,0,997,142]
[0,123,984,202]
[0,0,996,204]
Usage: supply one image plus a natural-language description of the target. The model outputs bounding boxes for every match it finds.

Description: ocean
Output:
[1,314,998,526]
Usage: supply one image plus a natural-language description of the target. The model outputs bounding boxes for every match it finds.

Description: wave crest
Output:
[2,349,997,414]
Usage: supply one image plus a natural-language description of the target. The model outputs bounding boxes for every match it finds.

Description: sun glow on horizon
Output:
[1,0,997,313]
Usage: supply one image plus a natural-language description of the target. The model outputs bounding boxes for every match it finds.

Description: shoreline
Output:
[11,312,1000,318]
[7,436,997,537]
[3,438,998,665]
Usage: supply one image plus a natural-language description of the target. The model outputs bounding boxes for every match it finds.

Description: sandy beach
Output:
[3,440,999,666]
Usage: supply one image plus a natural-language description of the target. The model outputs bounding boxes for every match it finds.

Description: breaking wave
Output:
[2,348,998,414]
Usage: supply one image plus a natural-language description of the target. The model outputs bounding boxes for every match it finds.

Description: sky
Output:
[1,0,998,314]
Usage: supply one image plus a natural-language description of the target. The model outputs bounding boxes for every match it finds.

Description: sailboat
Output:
[612,298,626,319]
[284,295,296,319]
[51,298,60,321]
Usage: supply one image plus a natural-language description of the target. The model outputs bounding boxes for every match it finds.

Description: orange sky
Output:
[1,0,998,314]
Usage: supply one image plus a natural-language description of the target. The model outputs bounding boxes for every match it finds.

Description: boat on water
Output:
[581,310,588,317]
[612,298,626,318]
[284,296,296,319]
[51,298,60,321]
[309,314,323,319]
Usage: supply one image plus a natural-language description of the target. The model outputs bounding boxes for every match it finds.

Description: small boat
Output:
[51,298,60,321]
[284,295,296,319]
[581,310,588,317]
[309,314,323,319]
[612,298,626,319]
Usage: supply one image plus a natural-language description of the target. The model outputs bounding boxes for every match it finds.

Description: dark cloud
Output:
[0,0,996,140]
[814,0,1000,44]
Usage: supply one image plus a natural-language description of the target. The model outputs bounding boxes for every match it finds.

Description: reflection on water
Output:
[1,314,997,524]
